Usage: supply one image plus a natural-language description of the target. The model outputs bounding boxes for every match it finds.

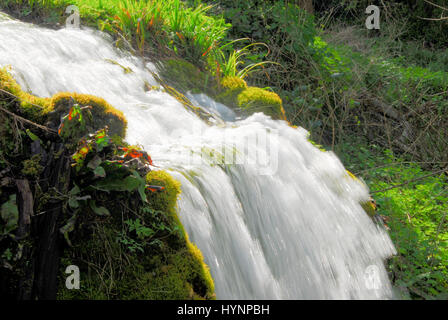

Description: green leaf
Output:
[69,185,81,196]
[87,155,102,170]
[93,166,106,178]
[92,170,145,195]
[1,195,19,234]
[89,200,110,216]
[68,197,79,209]
[26,129,41,142]
[59,214,77,246]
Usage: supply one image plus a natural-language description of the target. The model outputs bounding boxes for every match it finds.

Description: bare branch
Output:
[424,0,448,11]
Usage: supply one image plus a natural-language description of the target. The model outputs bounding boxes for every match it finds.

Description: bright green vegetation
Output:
[1,0,229,69]
[337,138,448,299]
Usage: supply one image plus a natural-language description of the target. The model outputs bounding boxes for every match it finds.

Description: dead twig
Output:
[0,104,57,134]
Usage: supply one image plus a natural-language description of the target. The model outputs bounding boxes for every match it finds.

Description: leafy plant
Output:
[1,194,18,237]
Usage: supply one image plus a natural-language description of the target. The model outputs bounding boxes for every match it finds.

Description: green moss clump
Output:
[237,87,286,120]
[21,154,43,178]
[221,76,247,91]
[50,92,127,138]
[215,76,247,106]
[116,237,214,300]
[215,76,286,120]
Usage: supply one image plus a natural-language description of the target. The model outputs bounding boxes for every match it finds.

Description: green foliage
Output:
[1,194,19,237]
[314,0,448,47]
[336,138,448,300]
[58,167,214,300]
[1,0,230,69]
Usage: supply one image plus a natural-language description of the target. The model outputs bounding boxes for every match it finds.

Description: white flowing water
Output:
[0,14,396,299]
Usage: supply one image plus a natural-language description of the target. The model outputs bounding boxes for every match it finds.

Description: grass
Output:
[1,0,230,68]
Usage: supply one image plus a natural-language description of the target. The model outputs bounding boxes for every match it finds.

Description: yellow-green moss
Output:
[145,170,182,213]
[0,67,52,123]
[237,87,286,120]
[215,76,247,107]
[119,237,214,300]
[50,92,127,138]
[215,76,286,120]
[144,170,215,299]
[0,68,128,137]
[221,76,247,91]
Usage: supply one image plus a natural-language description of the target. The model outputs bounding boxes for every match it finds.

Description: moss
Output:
[215,76,247,106]
[57,169,215,300]
[307,134,328,152]
[143,170,215,299]
[0,68,127,137]
[0,67,52,123]
[112,235,215,300]
[159,58,211,94]
[237,87,286,120]
[360,200,376,217]
[221,76,247,91]
[145,170,182,213]
[21,154,43,178]
[215,76,286,120]
[185,237,215,298]
[50,92,127,138]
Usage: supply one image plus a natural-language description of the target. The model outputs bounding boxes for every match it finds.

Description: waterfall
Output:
[0,14,396,299]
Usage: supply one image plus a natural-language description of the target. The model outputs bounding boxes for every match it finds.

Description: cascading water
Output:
[0,13,396,299]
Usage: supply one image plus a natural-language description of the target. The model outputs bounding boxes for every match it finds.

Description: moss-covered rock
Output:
[144,170,215,299]
[215,76,247,106]
[49,92,127,138]
[216,76,286,120]
[0,67,127,138]
[146,170,181,213]
[237,87,286,120]
[158,62,286,120]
